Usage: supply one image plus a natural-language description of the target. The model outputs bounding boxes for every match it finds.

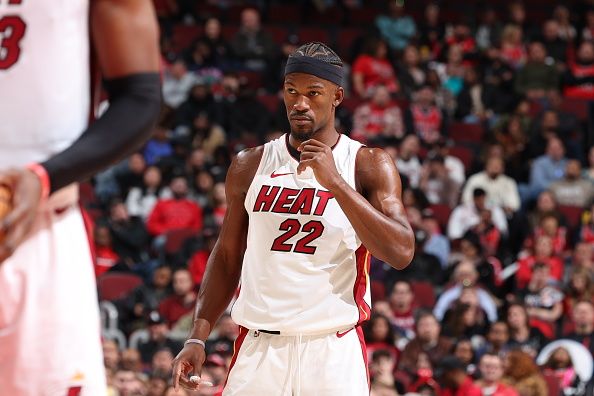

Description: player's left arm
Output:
[0,0,160,263]
[298,142,415,269]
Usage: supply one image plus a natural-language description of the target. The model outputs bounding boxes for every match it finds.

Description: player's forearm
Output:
[331,180,414,269]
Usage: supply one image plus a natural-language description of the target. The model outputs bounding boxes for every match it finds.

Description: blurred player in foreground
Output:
[172,42,415,395]
[0,0,161,394]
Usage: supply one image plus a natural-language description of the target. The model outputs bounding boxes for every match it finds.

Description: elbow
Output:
[383,230,416,270]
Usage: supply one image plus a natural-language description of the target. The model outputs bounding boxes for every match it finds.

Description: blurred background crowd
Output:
[89,0,594,395]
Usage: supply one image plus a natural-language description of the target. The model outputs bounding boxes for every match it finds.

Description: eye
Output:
[309,91,320,97]
[286,87,297,94]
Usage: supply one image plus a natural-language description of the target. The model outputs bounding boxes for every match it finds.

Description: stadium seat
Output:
[237,70,264,90]
[306,6,344,26]
[410,281,436,308]
[129,329,150,350]
[559,97,590,121]
[429,204,452,232]
[346,7,379,26]
[336,28,365,59]
[172,25,202,53]
[448,122,485,144]
[557,205,584,230]
[258,94,280,113]
[449,145,473,171]
[295,27,330,46]
[267,4,302,25]
[164,228,198,255]
[266,26,289,45]
[97,273,143,301]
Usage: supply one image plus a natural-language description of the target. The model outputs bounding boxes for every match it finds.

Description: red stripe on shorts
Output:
[356,325,370,391]
[220,326,249,393]
[353,245,371,325]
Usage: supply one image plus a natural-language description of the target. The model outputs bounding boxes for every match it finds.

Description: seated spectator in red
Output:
[517,235,564,289]
[94,224,120,277]
[399,311,453,373]
[540,346,584,394]
[351,85,406,144]
[475,353,519,396]
[527,214,567,256]
[405,351,441,395]
[518,263,564,339]
[158,268,197,326]
[500,25,526,69]
[146,175,202,236]
[506,303,548,358]
[363,314,399,364]
[211,182,226,228]
[352,37,399,98]
[419,153,460,208]
[563,267,594,317]
[388,280,416,339]
[566,301,594,355]
[563,41,594,100]
[137,311,183,364]
[549,159,594,208]
[573,242,594,271]
[188,229,217,286]
[406,85,444,146]
[437,355,482,396]
[369,349,399,395]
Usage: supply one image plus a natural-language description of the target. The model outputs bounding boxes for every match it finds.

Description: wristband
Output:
[25,163,50,201]
[184,338,206,349]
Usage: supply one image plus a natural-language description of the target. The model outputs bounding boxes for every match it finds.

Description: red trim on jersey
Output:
[221,326,249,391]
[353,245,371,325]
[80,204,97,274]
[356,325,370,390]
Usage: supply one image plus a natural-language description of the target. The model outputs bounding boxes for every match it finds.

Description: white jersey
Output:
[0,0,90,167]
[232,134,372,334]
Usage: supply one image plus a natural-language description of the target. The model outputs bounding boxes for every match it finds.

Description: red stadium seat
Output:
[410,281,436,309]
[336,28,365,59]
[237,70,264,90]
[429,204,452,232]
[448,122,484,143]
[449,145,473,170]
[558,205,584,229]
[266,26,289,45]
[221,25,239,40]
[98,273,143,301]
[295,27,330,46]
[306,6,344,25]
[258,94,280,113]
[164,228,197,255]
[267,4,302,25]
[172,25,202,52]
[347,7,379,26]
[559,97,590,121]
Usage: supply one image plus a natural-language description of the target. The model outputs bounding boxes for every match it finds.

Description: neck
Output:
[288,128,340,149]
[578,324,594,334]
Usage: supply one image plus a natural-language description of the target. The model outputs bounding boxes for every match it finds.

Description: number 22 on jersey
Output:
[0,0,26,70]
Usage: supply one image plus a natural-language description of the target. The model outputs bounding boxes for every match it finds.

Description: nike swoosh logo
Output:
[336,328,354,338]
[271,171,294,178]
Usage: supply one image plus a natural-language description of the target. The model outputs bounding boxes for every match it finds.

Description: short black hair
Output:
[473,188,487,198]
[291,42,343,68]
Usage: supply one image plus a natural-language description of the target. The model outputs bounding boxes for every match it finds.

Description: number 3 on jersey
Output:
[271,219,324,254]
[0,0,27,70]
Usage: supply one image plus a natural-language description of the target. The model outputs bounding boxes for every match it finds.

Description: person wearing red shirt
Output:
[475,353,519,396]
[517,235,564,289]
[147,175,203,236]
[564,41,594,100]
[351,85,406,144]
[352,37,399,98]
[438,355,482,396]
[94,224,120,277]
[159,268,197,326]
[389,280,416,339]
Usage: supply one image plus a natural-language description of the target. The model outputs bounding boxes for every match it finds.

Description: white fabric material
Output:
[0,208,106,396]
[447,202,508,239]
[461,172,521,211]
[0,0,90,168]
[232,134,371,334]
[223,328,369,396]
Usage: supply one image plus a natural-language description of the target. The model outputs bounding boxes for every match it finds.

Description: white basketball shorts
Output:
[0,201,106,396]
[222,326,369,396]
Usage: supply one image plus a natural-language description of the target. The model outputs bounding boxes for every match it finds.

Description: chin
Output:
[289,127,315,142]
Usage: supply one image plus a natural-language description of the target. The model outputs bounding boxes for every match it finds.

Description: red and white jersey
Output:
[231,134,371,334]
[0,0,90,168]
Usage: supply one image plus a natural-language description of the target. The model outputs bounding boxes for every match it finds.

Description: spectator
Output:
[578,203,594,244]
[388,280,416,339]
[418,2,445,58]
[552,5,576,42]
[351,85,406,143]
[421,209,451,267]
[540,346,586,396]
[582,9,594,41]
[126,166,170,220]
[151,347,174,376]
[103,339,121,373]
[433,137,466,186]
[206,313,238,357]
[526,190,564,232]
[583,146,594,183]
[107,199,151,271]
[564,267,594,315]
[162,59,198,109]
[120,348,142,373]
[462,156,521,214]
[113,369,146,396]
[158,268,197,327]
[437,355,482,396]
[431,45,466,98]
[369,349,399,396]
[363,314,400,363]
[191,17,231,73]
[94,224,120,277]
[143,126,173,166]
[503,349,548,396]
[397,45,427,99]
[520,137,567,204]
[540,20,567,68]
[396,134,422,188]
[455,66,494,123]
[452,338,477,375]
[115,153,147,200]
[519,263,564,338]
[549,159,594,208]
[448,188,508,240]
[137,310,183,364]
[351,37,399,99]
[222,80,270,141]
[175,81,223,129]
[573,242,594,270]
[500,24,527,70]
[419,153,460,208]
[442,301,490,340]
[399,311,453,373]
[475,353,519,396]
[506,303,548,357]
[514,41,559,100]
[478,321,511,358]
[476,7,503,51]
[190,112,226,158]
[123,266,172,330]
[147,372,168,396]
[407,85,445,145]
[566,300,594,355]
[516,234,564,289]
[146,175,203,237]
[230,8,277,72]
[375,0,416,51]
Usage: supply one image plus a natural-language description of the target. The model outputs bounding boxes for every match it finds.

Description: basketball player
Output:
[0,1,160,395]
[172,42,415,395]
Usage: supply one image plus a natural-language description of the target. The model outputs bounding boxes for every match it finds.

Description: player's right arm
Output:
[171,146,263,391]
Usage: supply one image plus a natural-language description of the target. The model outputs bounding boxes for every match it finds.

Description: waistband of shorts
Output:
[40,183,78,213]
[243,324,357,337]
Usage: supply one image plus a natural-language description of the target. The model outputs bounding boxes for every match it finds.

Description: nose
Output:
[293,95,310,112]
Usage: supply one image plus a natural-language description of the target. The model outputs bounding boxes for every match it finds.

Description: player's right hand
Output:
[171,344,207,391]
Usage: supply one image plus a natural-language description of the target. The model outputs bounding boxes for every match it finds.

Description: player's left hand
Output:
[0,168,42,265]
[297,139,344,191]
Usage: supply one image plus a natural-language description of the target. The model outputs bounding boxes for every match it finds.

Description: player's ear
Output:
[333,86,344,107]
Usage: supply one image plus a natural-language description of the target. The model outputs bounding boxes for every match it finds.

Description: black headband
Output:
[284,56,344,86]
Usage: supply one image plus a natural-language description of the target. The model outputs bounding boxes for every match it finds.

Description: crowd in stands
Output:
[91,0,594,395]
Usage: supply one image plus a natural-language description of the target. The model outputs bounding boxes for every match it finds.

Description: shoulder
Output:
[355,147,399,191]
[226,146,265,195]
[355,147,395,173]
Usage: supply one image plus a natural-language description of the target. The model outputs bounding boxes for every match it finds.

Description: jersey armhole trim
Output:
[244,142,270,206]
[353,143,366,195]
